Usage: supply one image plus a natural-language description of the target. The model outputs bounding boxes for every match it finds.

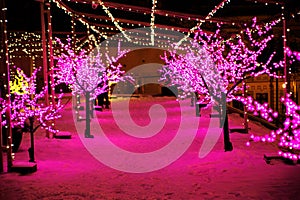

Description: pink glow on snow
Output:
[1,97,300,199]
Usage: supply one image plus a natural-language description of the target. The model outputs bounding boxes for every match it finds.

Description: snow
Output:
[1,96,300,199]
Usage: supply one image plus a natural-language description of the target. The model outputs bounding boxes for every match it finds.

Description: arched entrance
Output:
[114,48,177,97]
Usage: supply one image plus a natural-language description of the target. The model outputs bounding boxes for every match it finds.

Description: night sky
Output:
[6,0,72,32]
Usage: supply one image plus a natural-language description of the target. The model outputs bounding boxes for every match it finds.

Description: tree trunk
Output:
[28,116,35,162]
[243,81,249,133]
[85,92,94,138]
[223,113,233,151]
[195,92,200,116]
[221,93,233,151]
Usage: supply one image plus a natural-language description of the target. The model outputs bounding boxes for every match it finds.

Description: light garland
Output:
[150,0,157,45]
[176,0,231,46]
[1,4,15,167]
[68,0,238,25]
[97,0,131,42]
[51,0,108,39]
[6,29,73,69]
[7,32,42,56]
[46,2,56,105]
[51,0,244,45]
[50,0,299,51]
[77,17,108,39]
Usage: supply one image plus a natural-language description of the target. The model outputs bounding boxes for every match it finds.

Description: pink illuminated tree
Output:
[54,38,130,138]
[245,47,300,162]
[1,67,63,161]
[161,18,283,151]
[10,67,62,129]
[160,43,216,102]
[275,95,300,161]
[244,94,300,162]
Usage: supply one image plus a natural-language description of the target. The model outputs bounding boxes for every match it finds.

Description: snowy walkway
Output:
[1,97,300,199]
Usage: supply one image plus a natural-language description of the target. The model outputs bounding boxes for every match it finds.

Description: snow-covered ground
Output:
[1,97,300,199]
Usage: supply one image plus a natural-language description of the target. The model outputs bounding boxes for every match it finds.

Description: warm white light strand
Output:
[177,0,231,46]
[150,0,157,45]
[97,0,132,42]
[51,0,107,39]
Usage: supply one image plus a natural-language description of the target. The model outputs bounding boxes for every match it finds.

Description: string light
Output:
[177,0,231,46]
[51,0,108,39]
[52,0,299,46]
[0,4,15,169]
[97,0,131,42]
[150,0,157,45]
[7,32,42,56]
[68,0,238,25]
[77,17,108,39]
[51,0,247,45]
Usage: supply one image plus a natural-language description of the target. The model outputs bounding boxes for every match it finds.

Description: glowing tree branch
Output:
[245,94,300,161]
[286,47,300,61]
[246,47,300,162]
